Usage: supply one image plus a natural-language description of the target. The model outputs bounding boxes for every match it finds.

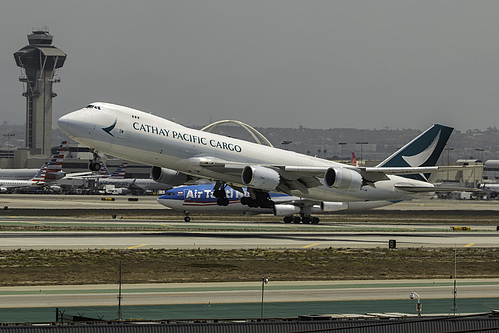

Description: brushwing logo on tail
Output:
[402,130,441,167]
[401,129,441,181]
[102,119,117,137]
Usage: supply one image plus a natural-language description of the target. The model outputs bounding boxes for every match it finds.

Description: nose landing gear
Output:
[88,150,101,171]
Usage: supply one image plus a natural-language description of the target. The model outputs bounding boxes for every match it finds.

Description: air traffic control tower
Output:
[14,30,66,155]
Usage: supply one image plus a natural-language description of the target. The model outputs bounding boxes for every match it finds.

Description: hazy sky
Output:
[1,1,499,131]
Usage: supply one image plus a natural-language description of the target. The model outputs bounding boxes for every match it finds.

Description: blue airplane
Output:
[157,184,397,223]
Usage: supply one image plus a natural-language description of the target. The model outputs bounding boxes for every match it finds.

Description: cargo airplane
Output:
[158,184,397,223]
[58,102,468,207]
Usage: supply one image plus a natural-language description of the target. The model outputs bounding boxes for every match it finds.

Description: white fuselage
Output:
[58,103,428,202]
[0,169,40,180]
[98,178,171,191]
[0,179,43,191]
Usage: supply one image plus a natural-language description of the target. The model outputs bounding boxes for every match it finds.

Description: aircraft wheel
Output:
[312,217,320,224]
[292,216,301,224]
[248,199,259,208]
[241,197,251,205]
[302,216,311,224]
[221,197,229,206]
[88,162,101,171]
[184,216,191,222]
[260,200,274,209]
[283,216,293,223]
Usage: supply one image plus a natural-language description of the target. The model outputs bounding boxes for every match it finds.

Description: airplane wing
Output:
[195,156,478,193]
[127,179,144,191]
[62,172,105,179]
[394,183,482,193]
[196,159,322,194]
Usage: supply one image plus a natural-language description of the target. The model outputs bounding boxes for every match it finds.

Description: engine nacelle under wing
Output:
[241,166,280,191]
[151,166,189,186]
[324,167,363,191]
[320,201,349,212]
[273,204,301,216]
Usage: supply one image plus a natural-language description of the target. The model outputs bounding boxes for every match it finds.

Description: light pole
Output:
[356,142,368,166]
[282,140,292,150]
[117,260,123,320]
[445,147,454,182]
[339,142,346,162]
[409,292,422,317]
[261,277,268,319]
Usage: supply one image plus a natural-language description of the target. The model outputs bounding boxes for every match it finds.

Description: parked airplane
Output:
[0,164,47,193]
[158,184,397,223]
[0,141,67,181]
[478,183,499,198]
[97,161,172,193]
[58,102,470,207]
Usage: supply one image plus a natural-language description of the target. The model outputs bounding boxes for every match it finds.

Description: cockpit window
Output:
[85,104,101,110]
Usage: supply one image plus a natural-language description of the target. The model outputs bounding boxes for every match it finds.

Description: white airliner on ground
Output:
[158,184,397,223]
[58,102,470,207]
[96,161,173,193]
[0,141,67,181]
[0,164,47,193]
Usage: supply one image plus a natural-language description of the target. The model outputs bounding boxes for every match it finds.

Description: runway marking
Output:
[464,243,475,247]
[302,244,319,248]
[159,224,175,227]
[126,244,147,249]
[28,222,45,225]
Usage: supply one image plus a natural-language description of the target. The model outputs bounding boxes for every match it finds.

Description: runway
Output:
[2,279,499,308]
[1,193,499,211]
[1,194,499,250]
[1,229,499,250]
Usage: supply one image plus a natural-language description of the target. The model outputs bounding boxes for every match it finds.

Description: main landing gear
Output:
[88,150,101,172]
[283,215,320,224]
[240,190,275,209]
[183,211,191,222]
[213,184,230,206]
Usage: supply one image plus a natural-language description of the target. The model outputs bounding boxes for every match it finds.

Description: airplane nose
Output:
[57,114,72,133]
[58,109,91,138]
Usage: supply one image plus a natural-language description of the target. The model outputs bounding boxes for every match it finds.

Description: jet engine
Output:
[324,167,363,191]
[320,202,349,212]
[273,204,301,216]
[241,166,280,191]
[151,166,189,186]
